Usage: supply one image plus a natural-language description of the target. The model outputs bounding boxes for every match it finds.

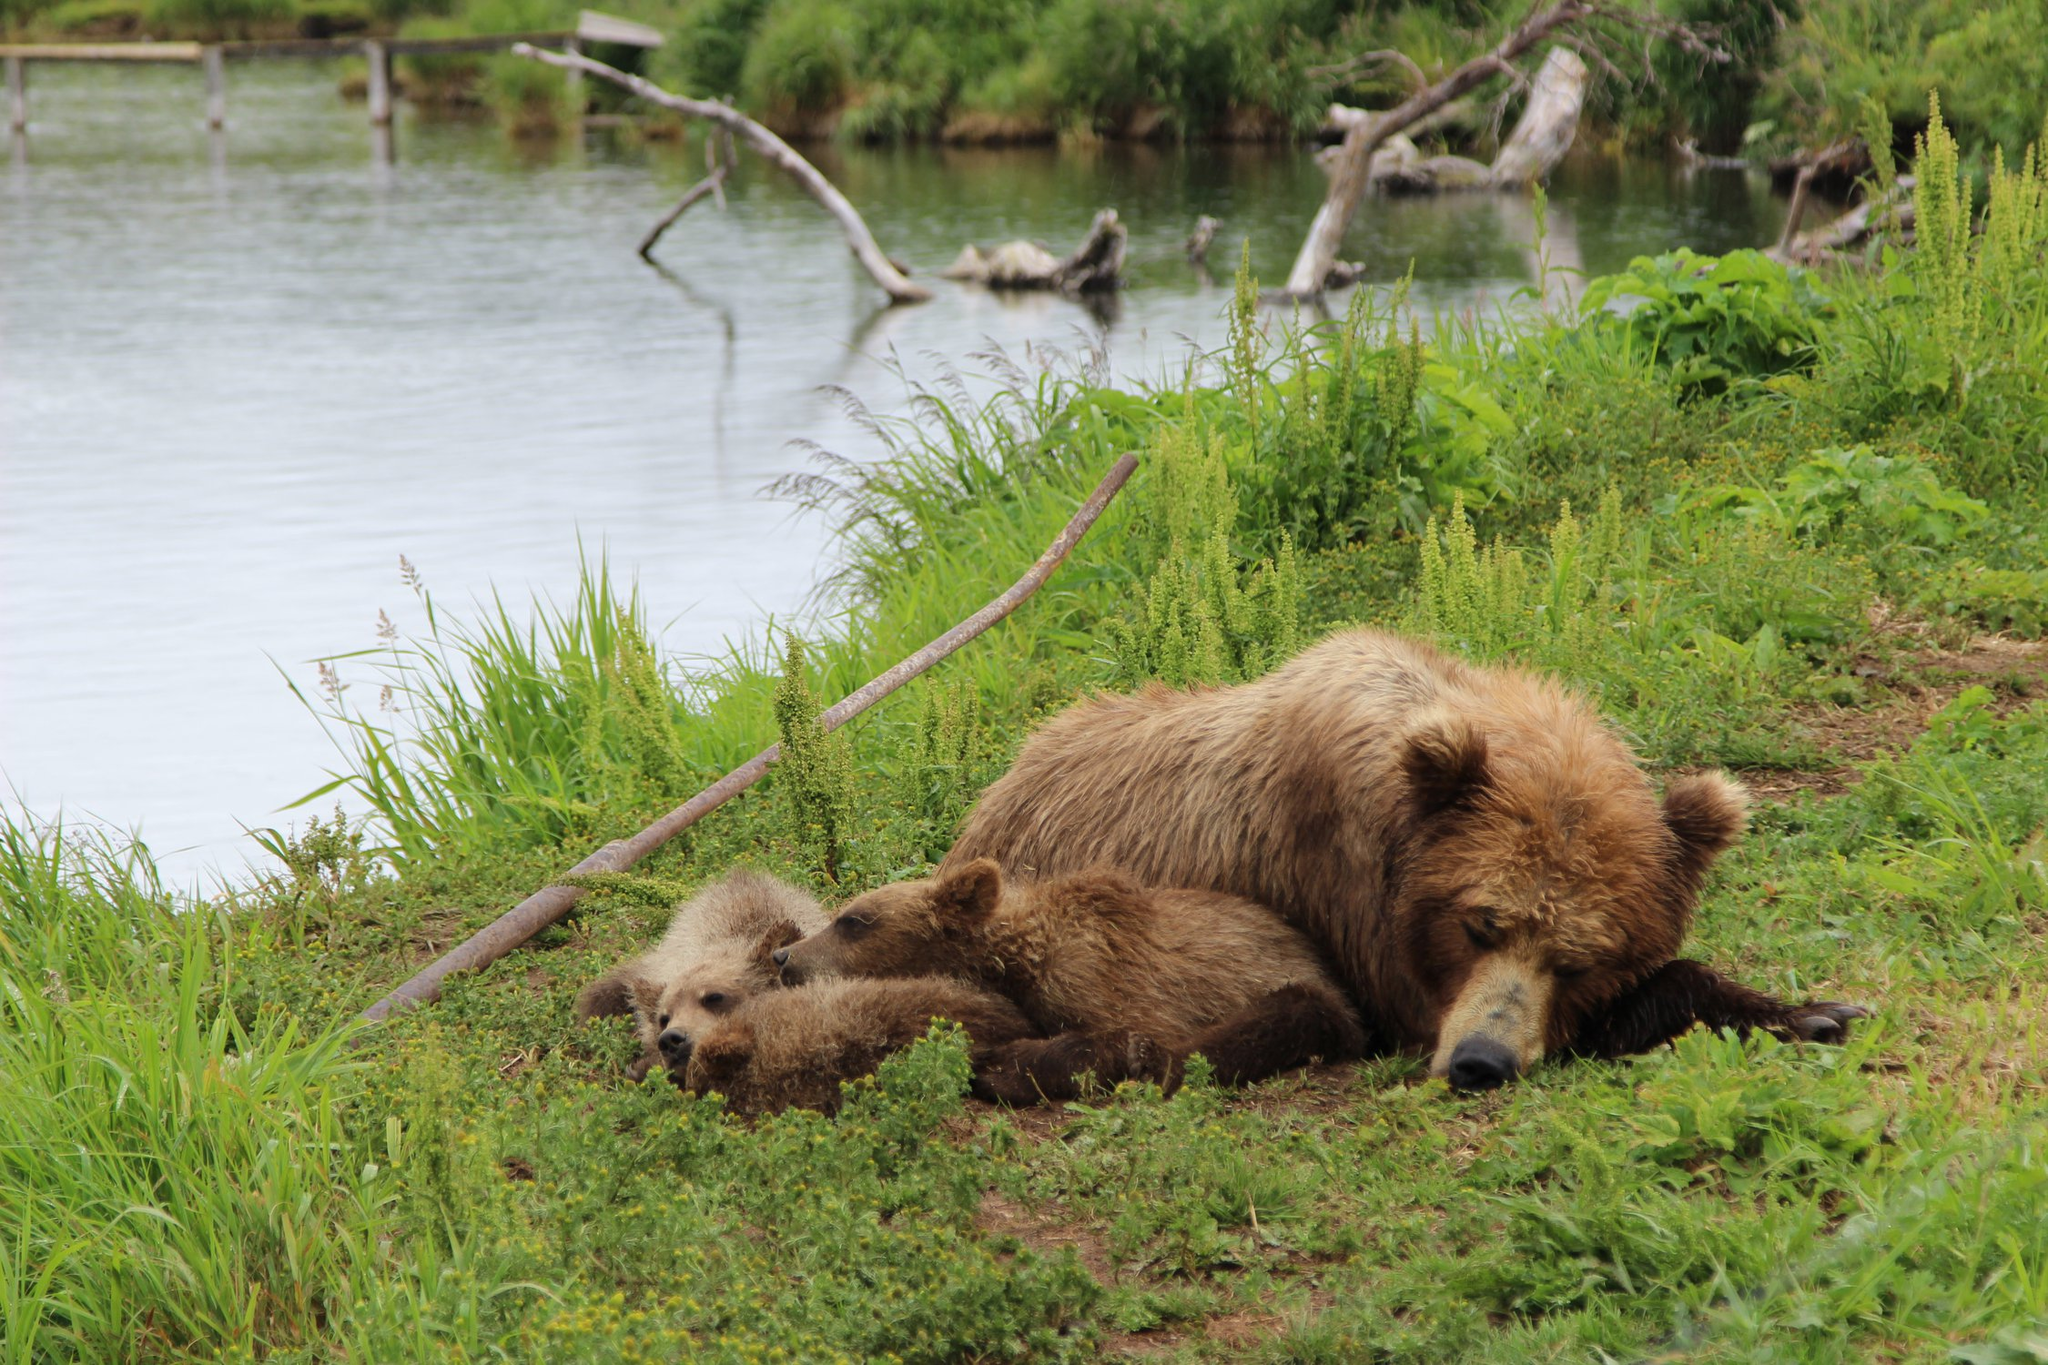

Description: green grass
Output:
[6,98,2048,1362]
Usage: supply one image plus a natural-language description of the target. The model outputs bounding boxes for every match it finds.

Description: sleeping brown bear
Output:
[574,870,828,1082]
[941,628,1867,1090]
[775,859,1364,1103]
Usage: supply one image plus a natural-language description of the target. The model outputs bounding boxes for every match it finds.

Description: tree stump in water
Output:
[943,209,1128,293]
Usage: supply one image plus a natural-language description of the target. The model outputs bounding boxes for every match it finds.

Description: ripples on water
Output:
[0,61,1789,880]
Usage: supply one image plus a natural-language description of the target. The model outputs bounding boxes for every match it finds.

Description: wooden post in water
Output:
[561,36,582,117]
[364,39,392,125]
[202,45,225,128]
[5,57,24,132]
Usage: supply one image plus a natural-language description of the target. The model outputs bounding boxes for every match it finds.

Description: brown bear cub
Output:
[685,975,1037,1116]
[574,870,828,1082]
[942,628,1866,1091]
[776,859,1366,1104]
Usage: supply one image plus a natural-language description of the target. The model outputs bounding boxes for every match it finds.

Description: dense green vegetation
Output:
[6,0,2046,157]
[7,99,2048,1361]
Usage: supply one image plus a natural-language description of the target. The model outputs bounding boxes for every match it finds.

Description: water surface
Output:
[0,61,1793,880]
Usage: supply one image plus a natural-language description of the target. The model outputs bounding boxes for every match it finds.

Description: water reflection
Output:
[0,61,1793,880]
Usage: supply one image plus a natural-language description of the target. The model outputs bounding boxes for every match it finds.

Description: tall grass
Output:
[0,818,385,1362]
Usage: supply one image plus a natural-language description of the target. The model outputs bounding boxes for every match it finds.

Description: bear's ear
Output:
[749,918,805,966]
[1661,772,1748,889]
[575,966,649,1023]
[1401,714,1490,818]
[934,858,1003,919]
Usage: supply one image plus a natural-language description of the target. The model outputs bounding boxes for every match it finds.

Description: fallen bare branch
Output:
[512,43,930,303]
[356,452,1141,1028]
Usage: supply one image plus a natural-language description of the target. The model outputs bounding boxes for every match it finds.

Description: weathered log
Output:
[357,452,1140,1028]
[1283,4,1721,297]
[1358,49,1586,195]
[1768,176,1916,264]
[1374,153,1493,194]
[512,43,930,303]
[1489,46,1586,186]
[1281,3,1599,297]
[1676,137,1750,171]
[943,208,1127,293]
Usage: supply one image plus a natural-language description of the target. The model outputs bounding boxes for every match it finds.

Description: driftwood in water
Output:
[1281,2,1724,297]
[1770,176,1917,265]
[357,453,1141,1028]
[512,43,930,303]
[1489,47,1586,185]
[1677,138,1750,171]
[638,128,736,259]
[1369,48,1587,195]
[943,209,1128,292]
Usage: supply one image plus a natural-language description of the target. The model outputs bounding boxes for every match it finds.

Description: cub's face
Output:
[637,921,805,1077]
[776,861,1000,985]
[1395,716,1747,1090]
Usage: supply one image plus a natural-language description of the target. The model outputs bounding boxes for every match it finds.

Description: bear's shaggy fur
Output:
[684,976,1037,1116]
[942,628,1864,1088]
[778,860,1365,1103]
[574,870,828,1081]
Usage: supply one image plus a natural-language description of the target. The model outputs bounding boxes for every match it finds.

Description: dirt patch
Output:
[1715,636,2048,802]
[976,1188,1121,1287]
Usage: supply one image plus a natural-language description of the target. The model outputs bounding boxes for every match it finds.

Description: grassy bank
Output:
[7,99,2048,1361]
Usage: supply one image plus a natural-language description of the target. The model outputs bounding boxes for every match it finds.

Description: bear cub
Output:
[575,869,828,1082]
[776,859,1365,1104]
[686,975,1037,1116]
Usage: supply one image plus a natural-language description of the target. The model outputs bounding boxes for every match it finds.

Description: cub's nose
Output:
[1446,1035,1520,1092]
[657,1028,690,1062]
[771,947,791,967]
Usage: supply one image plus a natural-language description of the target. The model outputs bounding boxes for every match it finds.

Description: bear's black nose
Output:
[771,947,790,967]
[657,1028,690,1060]
[1447,1035,1520,1091]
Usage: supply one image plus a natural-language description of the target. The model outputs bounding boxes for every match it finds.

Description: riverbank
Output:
[6,99,2048,1361]
[8,0,2045,155]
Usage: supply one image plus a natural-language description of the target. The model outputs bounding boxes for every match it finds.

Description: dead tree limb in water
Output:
[512,43,931,303]
[355,452,1140,1028]
[638,128,737,259]
[1280,2,1724,298]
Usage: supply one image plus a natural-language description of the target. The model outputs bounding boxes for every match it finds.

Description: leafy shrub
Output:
[1688,444,1989,550]
[1580,249,1832,396]
[741,0,857,116]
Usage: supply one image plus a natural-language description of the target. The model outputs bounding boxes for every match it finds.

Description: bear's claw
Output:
[1783,1002,1870,1043]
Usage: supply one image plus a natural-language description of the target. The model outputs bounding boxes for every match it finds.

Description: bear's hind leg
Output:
[1570,958,1869,1059]
[971,1030,1175,1106]
[1184,982,1368,1087]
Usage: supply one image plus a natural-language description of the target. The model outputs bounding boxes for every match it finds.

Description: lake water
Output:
[0,60,1793,883]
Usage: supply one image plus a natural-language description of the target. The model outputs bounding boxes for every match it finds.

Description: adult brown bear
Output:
[942,628,1865,1090]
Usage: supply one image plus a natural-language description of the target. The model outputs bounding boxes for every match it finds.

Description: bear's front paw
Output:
[970,1062,1047,1108]
[1781,1002,1870,1044]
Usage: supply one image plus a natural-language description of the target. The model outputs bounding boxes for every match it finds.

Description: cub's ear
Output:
[1662,772,1749,889]
[1401,713,1490,818]
[934,858,1003,919]
[575,966,649,1023]
[750,918,805,966]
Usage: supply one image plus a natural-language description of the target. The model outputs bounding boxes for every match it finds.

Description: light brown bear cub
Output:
[776,859,1366,1104]
[575,869,827,1082]
[686,975,1037,1116]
